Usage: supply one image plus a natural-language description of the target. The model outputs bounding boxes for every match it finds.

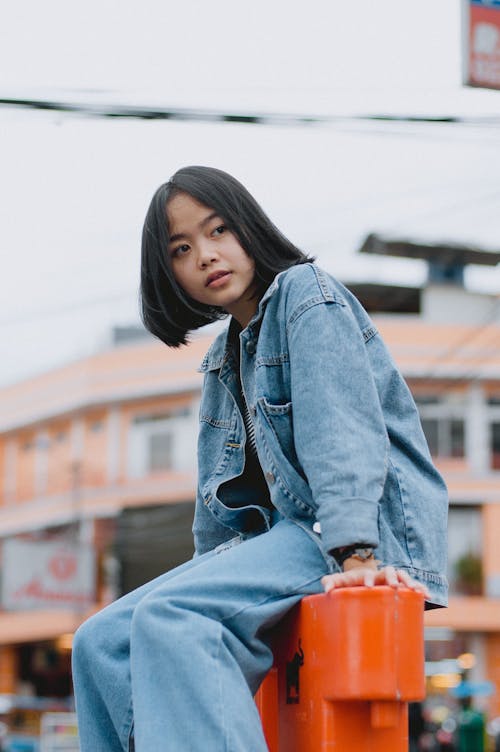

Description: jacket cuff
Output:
[317,497,380,553]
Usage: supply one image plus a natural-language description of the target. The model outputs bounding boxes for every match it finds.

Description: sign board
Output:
[41,712,80,752]
[463,0,500,89]
[1,539,95,611]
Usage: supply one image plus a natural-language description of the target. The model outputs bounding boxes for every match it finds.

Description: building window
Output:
[447,505,482,596]
[490,422,500,470]
[127,406,196,478]
[149,432,173,472]
[419,417,465,458]
[420,419,439,456]
[450,419,465,457]
[415,397,465,459]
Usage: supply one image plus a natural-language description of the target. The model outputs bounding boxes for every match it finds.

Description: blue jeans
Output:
[71,513,329,751]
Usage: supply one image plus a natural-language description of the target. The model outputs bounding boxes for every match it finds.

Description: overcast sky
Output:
[1,0,500,388]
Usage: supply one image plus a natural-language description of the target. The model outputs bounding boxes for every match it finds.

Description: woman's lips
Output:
[206,271,231,288]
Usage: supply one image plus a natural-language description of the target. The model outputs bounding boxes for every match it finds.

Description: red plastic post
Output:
[255,586,425,751]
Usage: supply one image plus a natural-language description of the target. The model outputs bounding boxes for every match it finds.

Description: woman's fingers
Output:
[321,566,430,598]
[396,569,430,597]
[321,568,377,592]
[382,566,399,587]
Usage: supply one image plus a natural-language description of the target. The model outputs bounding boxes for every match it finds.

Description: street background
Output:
[1,2,500,750]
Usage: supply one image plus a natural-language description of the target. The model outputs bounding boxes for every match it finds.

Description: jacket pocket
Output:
[198,419,234,479]
[256,397,313,515]
[258,398,301,472]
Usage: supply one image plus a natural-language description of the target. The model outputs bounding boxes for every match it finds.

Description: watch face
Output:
[354,547,374,560]
[335,545,374,566]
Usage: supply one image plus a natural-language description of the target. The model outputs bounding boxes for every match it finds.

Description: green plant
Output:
[454,552,483,595]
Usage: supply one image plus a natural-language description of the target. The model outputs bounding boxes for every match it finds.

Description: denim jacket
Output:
[193,263,448,607]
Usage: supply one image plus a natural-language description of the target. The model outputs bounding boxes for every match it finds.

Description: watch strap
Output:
[331,544,375,567]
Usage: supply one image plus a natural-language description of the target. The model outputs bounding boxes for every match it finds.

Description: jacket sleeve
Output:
[287,297,389,553]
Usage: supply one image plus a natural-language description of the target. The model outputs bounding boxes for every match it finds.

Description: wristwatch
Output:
[331,545,375,568]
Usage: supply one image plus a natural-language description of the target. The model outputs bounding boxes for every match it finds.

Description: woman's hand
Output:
[321,561,429,598]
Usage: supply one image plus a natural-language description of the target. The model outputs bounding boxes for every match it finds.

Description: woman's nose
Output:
[197,241,219,267]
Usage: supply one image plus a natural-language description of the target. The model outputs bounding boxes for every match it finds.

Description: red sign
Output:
[1,540,95,611]
[48,551,78,581]
[464,1,500,89]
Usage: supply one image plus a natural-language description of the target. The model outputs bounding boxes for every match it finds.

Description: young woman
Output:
[72,165,448,751]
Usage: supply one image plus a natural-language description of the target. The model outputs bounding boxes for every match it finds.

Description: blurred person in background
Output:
[457,697,485,752]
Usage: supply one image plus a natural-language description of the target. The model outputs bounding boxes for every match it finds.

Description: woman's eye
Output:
[213,225,225,236]
[172,244,190,258]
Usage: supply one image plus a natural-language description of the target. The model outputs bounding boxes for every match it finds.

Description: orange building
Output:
[0,332,209,724]
[1,248,500,726]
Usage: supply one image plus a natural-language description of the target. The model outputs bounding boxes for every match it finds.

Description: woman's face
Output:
[167,191,258,328]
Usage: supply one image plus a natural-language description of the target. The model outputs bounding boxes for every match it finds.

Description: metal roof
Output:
[359,233,500,267]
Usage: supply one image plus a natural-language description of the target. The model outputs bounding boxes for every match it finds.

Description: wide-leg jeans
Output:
[71,514,330,751]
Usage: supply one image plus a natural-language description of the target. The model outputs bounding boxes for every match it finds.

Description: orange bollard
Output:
[255,586,425,751]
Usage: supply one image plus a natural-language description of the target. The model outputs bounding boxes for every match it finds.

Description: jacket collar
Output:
[198,270,284,373]
[197,319,238,373]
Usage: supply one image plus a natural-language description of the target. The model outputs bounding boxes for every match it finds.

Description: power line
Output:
[0,97,319,126]
[2,95,500,128]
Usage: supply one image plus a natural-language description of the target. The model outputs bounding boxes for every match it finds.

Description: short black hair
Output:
[140,165,313,347]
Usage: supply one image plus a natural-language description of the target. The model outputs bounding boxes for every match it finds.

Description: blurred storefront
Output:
[0,332,207,748]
